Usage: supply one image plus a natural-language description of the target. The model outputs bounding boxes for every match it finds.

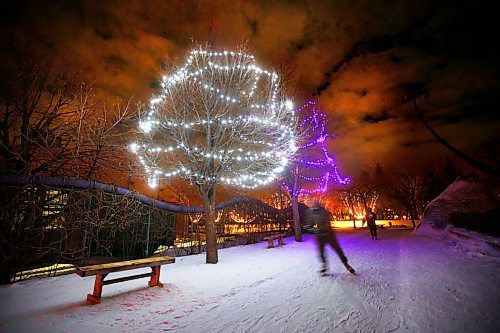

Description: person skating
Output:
[364,207,378,240]
[305,199,355,275]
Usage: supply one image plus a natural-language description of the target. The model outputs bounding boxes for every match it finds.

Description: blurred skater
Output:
[306,199,356,275]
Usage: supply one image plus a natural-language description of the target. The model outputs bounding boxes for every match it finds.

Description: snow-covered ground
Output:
[1,229,499,333]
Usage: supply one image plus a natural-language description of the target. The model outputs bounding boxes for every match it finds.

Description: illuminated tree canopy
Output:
[285,101,349,197]
[281,101,349,241]
[130,45,298,263]
[131,48,298,189]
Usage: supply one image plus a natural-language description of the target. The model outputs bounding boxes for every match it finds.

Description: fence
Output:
[0,175,291,283]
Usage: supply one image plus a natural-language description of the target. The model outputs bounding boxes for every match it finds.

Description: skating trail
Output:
[1,229,498,332]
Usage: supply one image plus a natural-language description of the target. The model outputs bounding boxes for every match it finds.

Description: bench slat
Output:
[263,234,285,241]
[75,256,175,277]
[103,272,153,285]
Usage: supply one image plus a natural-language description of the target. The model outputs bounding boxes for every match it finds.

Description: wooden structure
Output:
[75,256,175,304]
[263,234,285,248]
[0,174,292,283]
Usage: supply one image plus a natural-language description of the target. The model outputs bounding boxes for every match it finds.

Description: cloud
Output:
[2,0,498,175]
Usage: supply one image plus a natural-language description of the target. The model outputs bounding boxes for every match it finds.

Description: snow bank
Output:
[416,177,500,236]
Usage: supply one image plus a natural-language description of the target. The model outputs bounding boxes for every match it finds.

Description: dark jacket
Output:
[365,211,377,226]
[306,207,332,234]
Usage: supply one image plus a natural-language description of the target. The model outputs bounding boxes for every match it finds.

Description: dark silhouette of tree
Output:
[401,82,499,178]
[340,169,379,228]
[0,34,133,180]
[387,171,425,228]
[0,34,133,283]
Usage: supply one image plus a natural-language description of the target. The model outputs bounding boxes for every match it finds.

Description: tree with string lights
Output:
[281,101,349,241]
[130,45,299,263]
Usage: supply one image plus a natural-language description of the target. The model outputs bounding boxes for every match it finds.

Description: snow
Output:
[1,229,499,333]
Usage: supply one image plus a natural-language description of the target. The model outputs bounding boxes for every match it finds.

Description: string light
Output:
[130,47,298,189]
[283,101,349,196]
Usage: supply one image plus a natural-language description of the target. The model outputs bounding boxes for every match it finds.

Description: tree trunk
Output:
[201,190,218,264]
[0,268,11,284]
[291,195,302,242]
[352,215,357,229]
[409,209,417,229]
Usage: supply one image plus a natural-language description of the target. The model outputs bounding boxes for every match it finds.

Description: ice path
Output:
[1,230,499,332]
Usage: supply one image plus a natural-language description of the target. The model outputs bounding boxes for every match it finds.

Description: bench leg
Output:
[267,239,274,248]
[148,265,164,288]
[278,236,284,246]
[87,273,108,305]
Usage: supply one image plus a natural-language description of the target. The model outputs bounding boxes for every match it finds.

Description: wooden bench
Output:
[75,256,175,304]
[263,234,285,248]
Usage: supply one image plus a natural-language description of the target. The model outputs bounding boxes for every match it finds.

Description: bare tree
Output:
[0,36,135,282]
[0,40,79,175]
[281,101,349,241]
[387,171,425,228]
[340,170,379,227]
[70,84,135,181]
[0,37,134,180]
[340,186,359,229]
[282,166,303,240]
[264,185,291,210]
[131,45,299,263]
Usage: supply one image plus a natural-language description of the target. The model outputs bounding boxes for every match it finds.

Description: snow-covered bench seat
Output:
[75,256,175,304]
[263,233,285,248]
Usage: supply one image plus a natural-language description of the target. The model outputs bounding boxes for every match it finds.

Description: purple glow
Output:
[283,100,349,196]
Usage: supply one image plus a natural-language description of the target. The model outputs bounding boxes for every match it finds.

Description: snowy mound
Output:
[415,176,500,237]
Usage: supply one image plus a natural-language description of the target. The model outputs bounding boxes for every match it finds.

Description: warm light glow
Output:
[229,211,257,224]
[332,219,415,229]
[340,192,378,221]
[131,47,298,189]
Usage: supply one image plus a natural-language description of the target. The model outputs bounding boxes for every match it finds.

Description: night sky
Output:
[2,0,498,176]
